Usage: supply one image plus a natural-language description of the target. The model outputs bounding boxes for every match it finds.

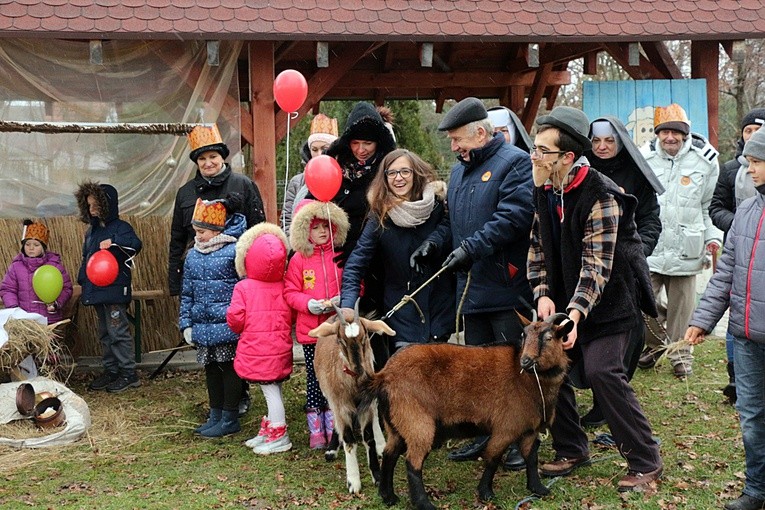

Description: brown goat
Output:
[358,313,573,510]
[310,304,395,494]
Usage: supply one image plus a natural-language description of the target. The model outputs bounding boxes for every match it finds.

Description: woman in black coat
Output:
[341,149,455,352]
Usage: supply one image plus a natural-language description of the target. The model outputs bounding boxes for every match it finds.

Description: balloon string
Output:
[112,244,138,270]
[325,202,341,299]
[280,111,296,231]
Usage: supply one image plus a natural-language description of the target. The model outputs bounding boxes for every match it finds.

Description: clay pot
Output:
[33,397,66,429]
[34,391,56,405]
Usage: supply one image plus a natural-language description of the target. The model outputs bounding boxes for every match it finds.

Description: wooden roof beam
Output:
[641,41,682,79]
[521,63,553,131]
[691,40,719,147]
[275,41,384,141]
[721,40,746,63]
[603,43,663,80]
[333,70,570,89]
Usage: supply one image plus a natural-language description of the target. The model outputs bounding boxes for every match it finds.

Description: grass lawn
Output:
[0,337,744,510]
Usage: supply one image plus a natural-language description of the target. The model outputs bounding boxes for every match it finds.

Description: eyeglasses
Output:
[529,146,567,157]
[385,168,413,179]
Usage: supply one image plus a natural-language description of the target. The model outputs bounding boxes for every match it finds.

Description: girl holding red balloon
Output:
[0,219,73,324]
[75,181,142,393]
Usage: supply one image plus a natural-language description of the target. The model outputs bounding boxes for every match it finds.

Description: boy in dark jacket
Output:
[75,181,142,393]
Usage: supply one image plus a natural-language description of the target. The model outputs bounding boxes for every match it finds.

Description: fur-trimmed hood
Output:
[289,200,349,257]
[325,102,396,168]
[429,180,448,202]
[235,222,288,281]
[74,181,118,224]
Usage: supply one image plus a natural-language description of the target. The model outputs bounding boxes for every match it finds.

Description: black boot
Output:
[503,444,526,471]
[723,362,737,405]
[724,494,765,510]
[580,399,607,428]
[448,435,489,461]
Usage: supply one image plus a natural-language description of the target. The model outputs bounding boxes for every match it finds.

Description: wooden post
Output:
[248,41,278,223]
[691,40,719,148]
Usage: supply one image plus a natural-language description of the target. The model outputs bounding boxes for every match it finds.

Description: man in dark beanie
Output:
[528,106,663,491]
[411,97,534,468]
[709,107,765,404]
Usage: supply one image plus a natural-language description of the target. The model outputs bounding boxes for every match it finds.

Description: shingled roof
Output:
[1,0,764,43]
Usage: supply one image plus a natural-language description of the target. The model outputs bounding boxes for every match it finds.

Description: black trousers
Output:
[206,360,242,412]
[463,309,525,348]
[551,330,662,473]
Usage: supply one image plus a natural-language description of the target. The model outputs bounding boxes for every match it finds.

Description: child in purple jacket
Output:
[0,219,73,323]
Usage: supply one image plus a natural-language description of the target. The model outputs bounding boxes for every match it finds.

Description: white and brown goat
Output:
[310,304,394,494]
[357,312,574,510]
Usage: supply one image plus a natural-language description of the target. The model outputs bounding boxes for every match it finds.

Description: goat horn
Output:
[531,309,538,323]
[544,312,569,325]
[333,302,348,326]
[353,298,360,323]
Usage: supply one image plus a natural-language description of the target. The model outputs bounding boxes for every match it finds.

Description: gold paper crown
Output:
[654,104,690,129]
[191,198,227,230]
[188,124,224,152]
[310,114,339,137]
[22,222,49,246]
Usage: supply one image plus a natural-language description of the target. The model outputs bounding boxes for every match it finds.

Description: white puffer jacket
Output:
[641,134,723,275]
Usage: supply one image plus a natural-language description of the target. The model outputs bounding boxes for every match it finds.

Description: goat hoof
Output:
[478,488,495,502]
[347,480,361,494]
[380,492,399,506]
[530,484,550,497]
[325,450,337,462]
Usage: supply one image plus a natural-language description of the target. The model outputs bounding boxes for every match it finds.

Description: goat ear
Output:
[308,320,337,338]
[554,319,575,339]
[516,309,532,327]
[363,318,396,337]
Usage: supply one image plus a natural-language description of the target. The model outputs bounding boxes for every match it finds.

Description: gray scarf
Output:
[735,156,756,207]
[194,233,237,254]
[388,182,437,228]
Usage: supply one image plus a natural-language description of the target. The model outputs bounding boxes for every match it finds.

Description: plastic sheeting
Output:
[0,376,91,448]
[0,39,243,218]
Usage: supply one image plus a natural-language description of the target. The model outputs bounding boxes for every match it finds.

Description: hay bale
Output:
[0,318,69,379]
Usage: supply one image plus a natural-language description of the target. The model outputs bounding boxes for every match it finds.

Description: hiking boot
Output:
[194,408,222,435]
[307,408,326,450]
[245,416,270,448]
[447,435,489,461]
[638,347,661,369]
[252,424,292,455]
[88,371,119,391]
[105,373,140,393]
[617,466,663,492]
[673,362,693,379]
[723,362,737,405]
[724,494,765,510]
[540,456,591,477]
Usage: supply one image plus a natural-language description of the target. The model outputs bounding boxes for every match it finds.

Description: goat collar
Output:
[343,365,358,378]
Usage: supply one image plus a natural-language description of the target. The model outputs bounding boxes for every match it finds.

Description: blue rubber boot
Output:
[194,408,222,435]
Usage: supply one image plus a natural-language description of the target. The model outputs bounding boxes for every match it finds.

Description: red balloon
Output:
[305,155,343,202]
[86,249,119,287]
[273,70,308,113]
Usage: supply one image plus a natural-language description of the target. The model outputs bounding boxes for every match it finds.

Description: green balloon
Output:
[32,265,64,304]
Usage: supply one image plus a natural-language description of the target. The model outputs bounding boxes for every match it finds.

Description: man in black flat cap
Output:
[527,106,663,491]
[411,97,534,468]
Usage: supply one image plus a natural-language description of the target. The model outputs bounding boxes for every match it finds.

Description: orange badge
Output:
[481,171,491,182]
[680,176,691,186]
[303,269,316,290]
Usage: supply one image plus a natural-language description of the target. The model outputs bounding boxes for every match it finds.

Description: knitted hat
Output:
[306,114,339,148]
[438,97,488,131]
[741,108,765,132]
[191,198,227,231]
[188,124,230,162]
[653,104,690,135]
[742,128,765,161]
[536,106,592,150]
[21,219,49,248]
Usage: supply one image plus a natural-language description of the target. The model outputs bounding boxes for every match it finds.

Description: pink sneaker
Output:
[252,424,292,455]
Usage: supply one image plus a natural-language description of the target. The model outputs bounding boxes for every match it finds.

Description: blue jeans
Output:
[727,330,735,363]
[733,336,765,501]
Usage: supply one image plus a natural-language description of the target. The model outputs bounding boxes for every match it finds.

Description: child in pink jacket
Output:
[227,223,294,455]
[284,199,349,449]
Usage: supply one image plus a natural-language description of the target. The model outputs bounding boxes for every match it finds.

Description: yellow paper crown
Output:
[654,104,690,129]
[191,198,227,230]
[188,124,224,152]
[22,222,49,246]
[310,114,339,137]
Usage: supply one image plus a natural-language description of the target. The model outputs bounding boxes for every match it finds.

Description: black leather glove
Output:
[442,245,473,273]
[410,240,437,274]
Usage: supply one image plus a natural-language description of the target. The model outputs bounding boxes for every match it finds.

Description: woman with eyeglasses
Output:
[340,149,456,352]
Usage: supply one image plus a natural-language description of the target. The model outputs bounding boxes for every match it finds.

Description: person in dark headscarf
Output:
[577,116,664,428]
